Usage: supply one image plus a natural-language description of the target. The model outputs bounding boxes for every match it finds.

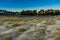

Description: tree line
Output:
[0,9,60,16]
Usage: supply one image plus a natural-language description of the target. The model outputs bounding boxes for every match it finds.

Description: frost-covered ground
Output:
[0,16,60,40]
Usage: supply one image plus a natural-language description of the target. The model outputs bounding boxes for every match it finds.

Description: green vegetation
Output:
[0,9,60,16]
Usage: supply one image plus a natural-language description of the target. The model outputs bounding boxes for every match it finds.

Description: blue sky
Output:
[0,0,60,11]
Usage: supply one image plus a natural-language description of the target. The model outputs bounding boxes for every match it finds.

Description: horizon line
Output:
[0,8,60,12]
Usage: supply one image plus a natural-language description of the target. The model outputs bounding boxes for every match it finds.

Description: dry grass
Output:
[0,16,60,40]
[54,15,60,20]
[11,23,20,27]
[55,36,60,40]
[46,18,55,25]
[56,28,60,30]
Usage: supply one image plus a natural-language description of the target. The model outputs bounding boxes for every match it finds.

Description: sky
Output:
[0,0,60,11]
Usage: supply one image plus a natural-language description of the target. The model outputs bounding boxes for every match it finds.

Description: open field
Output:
[0,16,60,40]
